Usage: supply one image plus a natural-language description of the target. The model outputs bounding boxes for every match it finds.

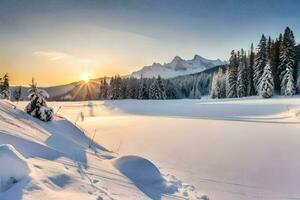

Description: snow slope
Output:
[45,97,300,200]
[131,55,226,78]
[0,100,202,200]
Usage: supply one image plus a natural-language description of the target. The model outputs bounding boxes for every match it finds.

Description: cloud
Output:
[33,50,94,64]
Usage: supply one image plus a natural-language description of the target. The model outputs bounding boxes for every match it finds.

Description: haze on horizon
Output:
[0,0,300,86]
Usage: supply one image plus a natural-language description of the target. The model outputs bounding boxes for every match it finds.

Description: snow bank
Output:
[0,144,30,192]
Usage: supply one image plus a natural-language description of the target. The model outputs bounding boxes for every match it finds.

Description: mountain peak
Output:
[132,54,225,79]
[173,56,183,62]
[193,54,204,60]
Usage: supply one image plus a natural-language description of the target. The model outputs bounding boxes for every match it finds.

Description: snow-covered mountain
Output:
[131,55,226,78]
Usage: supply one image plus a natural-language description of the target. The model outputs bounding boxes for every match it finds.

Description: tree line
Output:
[211,27,299,99]
[99,75,177,100]
[99,72,212,100]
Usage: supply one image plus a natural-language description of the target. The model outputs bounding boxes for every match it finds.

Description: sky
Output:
[0,0,300,86]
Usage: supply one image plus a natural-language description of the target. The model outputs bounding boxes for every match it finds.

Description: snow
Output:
[0,99,201,200]
[38,97,300,200]
[114,155,181,200]
[5,97,300,199]
[0,144,30,192]
[114,155,164,184]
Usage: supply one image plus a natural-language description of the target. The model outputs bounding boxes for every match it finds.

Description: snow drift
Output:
[114,155,164,184]
[0,144,30,192]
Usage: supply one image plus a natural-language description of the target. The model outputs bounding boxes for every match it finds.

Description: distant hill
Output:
[10,78,105,101]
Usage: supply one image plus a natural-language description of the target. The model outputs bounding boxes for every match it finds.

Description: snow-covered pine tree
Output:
[259,62,274,98]
[25,78,54,121]
[138,76,148,99]
[237,50,247,98]
[13,86,22,101]
[99,77,109,100]
[165,80,178,99]
[279,27,296,95]
[0,73,10,99]
[247,43,255,96]
[110,75,122,99]
[149,78,159,99]
[211,68,226,99]
[226,50,238,98]
[211,71,218,99]
[267,36,272,60]
[157,76,167,99]
[254,34,267,93]
[281,68,295,96]
[271,35,282,93]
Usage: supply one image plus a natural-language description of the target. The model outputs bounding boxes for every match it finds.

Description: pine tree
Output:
[13,86,22,101]
[164,80,177,99]
[254,34,267,93]
[211,68,226,99]
[138,76,148,99]
[0,73,10,99]
[25,78,53,121]
[111,75,122,99]
[279,27,296,95]
[247,43,255,96]
[272,35,282,93]
[267,36,272,60]
[281,68,295,96]
[237,50,247,98]
[259,62,274,98]
[149,78,160,99]
[99,77,109,100]
[157,76,167,99]
[226,50,238,98]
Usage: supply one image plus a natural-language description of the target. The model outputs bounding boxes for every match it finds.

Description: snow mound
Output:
[114,155,204,199]
[114,155,179,199]
[114,155,163,184]
[0,144,30,192]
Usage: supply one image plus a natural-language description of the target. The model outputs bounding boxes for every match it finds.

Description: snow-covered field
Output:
[3,97,300,200]
[44,97,300,200]
[0,100,201,200]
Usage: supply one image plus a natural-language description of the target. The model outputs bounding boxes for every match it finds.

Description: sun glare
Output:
[81,73,91,83]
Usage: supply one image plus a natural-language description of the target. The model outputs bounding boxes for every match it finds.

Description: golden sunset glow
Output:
[81,72,91,83]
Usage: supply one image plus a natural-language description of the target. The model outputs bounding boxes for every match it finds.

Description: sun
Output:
[81,73,91,83]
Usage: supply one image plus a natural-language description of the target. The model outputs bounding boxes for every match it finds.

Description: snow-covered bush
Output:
[37,106,54,121]
[0,90,10,100]
[0,73,10,99]
[25,79,53,122]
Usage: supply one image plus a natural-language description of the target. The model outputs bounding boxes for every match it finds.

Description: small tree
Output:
[13,86,22,101]
[25,78,54,121]
[0,73,10,99]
